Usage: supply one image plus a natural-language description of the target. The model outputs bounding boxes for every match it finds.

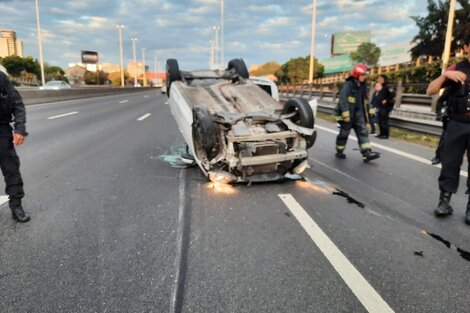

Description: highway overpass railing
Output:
[279,82,442,136]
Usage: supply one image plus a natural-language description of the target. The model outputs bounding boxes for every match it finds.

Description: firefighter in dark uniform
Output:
[334,63,380,162]
[427,38,470,225]
[0,67,30,222]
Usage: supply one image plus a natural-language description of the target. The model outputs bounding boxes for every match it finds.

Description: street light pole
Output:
[142,47,147,87]
[442,0,456,72]
[116,25,125,87]
[221,0,225,66]
[308,0,317,84]
[35,0,45,86]
[213,26,220,67]
[209,40,215,66]
[131,37,138,87]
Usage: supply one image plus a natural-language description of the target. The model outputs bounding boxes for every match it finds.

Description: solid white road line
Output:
[315,124,468,178]
[137,113,151,121]
[0,195,8,206]
[279,194,395,313]
[119,100,129,104]
[47,111,79,120]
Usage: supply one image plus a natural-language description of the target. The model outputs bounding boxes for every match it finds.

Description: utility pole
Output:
[35,0,45,86]
[131,37,138,87]
[442,0,456,72]
[116,25,125,87]
[308,0,317,84]
[142,48,147,87]
[221,0,225,66]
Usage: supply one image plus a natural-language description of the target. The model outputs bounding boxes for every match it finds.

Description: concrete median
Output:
[18,87,154,105]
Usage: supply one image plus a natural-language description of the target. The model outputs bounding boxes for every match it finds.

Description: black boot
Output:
[335,151,346,159]
[10,200,31,223]
[431,156,441,165]
[434,192,453,217]
[362,149,380,162]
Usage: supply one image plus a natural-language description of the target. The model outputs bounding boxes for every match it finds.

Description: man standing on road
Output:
[0,66,30,222]
[375,75,394,139]
[427,37,470,225]
[334,63,380,162]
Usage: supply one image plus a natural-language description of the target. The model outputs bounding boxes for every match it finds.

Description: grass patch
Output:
[317,111,338,123]
[315,111,439,149]
[389,127,439,149]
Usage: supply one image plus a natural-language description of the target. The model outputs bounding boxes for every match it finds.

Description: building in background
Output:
[0,29,23,58]
[101,63,121,74]
[65,65,87,86]
[127,62,148,79]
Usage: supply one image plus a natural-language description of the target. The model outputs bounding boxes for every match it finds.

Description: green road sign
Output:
[332,31,371,55]
[321,54,355,74]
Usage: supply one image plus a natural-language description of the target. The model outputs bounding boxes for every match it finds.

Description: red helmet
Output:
[351,63,368,78]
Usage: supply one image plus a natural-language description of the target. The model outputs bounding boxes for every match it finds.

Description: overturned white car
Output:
[166,58,316,183]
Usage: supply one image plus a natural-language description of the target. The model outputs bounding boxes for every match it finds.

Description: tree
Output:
[84,70,109,85]
[1,56,40,77]
[276,56,324,84]
[250,61,281,77]
[109,71,130,86]
[411,0,470,59]
[351,42,381,67]
[44,63,67,82]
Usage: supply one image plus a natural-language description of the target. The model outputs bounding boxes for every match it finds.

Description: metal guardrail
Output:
[279,81,436,109]
[19,87,153,105]
[280,94,442,136]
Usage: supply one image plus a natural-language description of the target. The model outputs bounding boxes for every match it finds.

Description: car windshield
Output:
[46,81,62,86]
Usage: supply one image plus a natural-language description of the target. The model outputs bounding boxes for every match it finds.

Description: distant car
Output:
[161,85,167,94]
[39,81,71,90]
[166,58,316,184]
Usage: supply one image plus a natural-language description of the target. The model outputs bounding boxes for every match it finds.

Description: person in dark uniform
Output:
[334,63,380,162]
[375,75,394,139]
[427,37,470,225]
[0,67,30,222]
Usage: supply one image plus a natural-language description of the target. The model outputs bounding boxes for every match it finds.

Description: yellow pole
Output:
[442,0,456,72]
[308,0,317,83]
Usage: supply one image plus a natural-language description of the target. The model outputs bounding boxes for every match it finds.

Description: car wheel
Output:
[282,98,315,148]
[192,107,219,158]
[228,59,249,79]
[166,59,181,97]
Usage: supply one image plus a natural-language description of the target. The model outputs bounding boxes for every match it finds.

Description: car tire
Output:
[192,107,219,158]
[166,59,181,97]
[228,59,249,79]
[282,98,315,148]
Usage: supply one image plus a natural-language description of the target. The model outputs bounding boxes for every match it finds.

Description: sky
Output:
[0,0,428,71]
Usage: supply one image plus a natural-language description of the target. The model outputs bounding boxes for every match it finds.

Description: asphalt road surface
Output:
[0,90,468,313]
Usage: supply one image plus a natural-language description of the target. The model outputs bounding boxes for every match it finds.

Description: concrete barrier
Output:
[18,87,154,105]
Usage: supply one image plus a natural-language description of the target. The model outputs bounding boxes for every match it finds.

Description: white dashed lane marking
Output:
[279,194,395,313]
[47,111,79,120]
[119,100,129,104]
[137,113,151,121]
[0,196,8,206]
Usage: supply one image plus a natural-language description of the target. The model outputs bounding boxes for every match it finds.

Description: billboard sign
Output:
[378,42,412,66]
[321,54,355,74]
[332,31,371,55]
[81,50,99,64]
